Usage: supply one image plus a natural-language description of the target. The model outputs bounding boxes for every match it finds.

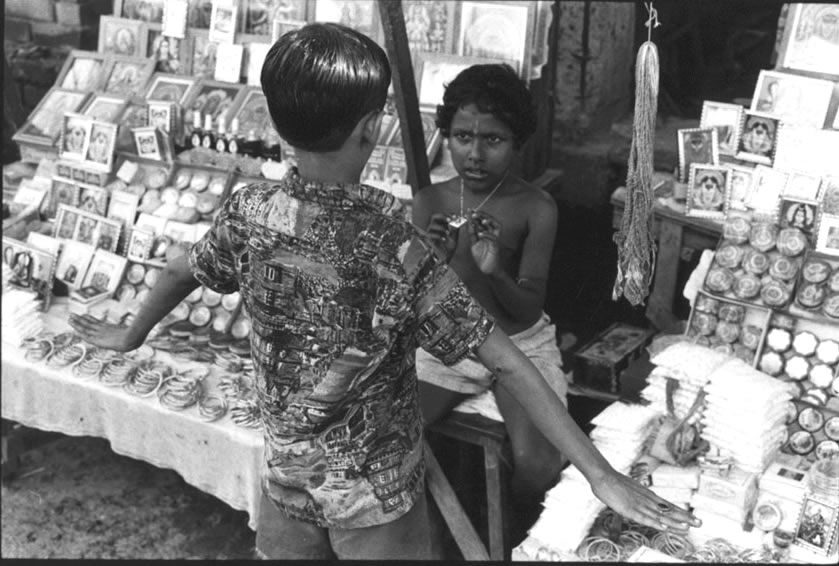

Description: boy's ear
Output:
[361,110,385,146]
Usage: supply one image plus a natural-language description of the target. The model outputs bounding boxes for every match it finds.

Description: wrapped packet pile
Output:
[515,402,659,560]
[700,358,792,473]
[1,287,45,345]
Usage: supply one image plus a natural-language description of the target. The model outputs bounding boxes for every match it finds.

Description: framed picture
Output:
[313,0,382,45]
[98,16,149,58]
[78,184,110,217]
[228,86,274,138]
[126,228,155,262]
[774,126,839,178]
[686,164,729,220]
[59,113,92,162]
[187,0,215,29]
[746,165,789,218]
[816,213,839,257]
[724,163,755,214]
[116,0,166,23]
[183,79,246,129]
[822,176,839,215]
[162,220,197,243]
[244,41,271,86]
[81,94,129,122]
[53,203,81,239]
[147,101,177,134]
[101,55,156,97]
[214,41,245,83]
[107,189,141,232]
[46,177,81,220]
[209,0,238,43]
[271,18,306,43]
[147,30,185,74]
[144,72,197,105]
[677,127,719,182]
[699,101,743,156]
[14,88,89,146]
[54,205,122,253]
[133,127,163,161]
[183,29,218,79]
[1,237,58,309]
[248,0,308,36]
[55,50,108,91]
[55,241,96,290]
[778,4,839,78]
[82,250,129,294]
[85,121,119,171]
[780,197,819,236]
[751,70,835,129]
[794,494,839,555]
[784,171,824,201]
[736,111,781,166]
[134,213,169,237]
[416,52,506,110]
[456,1,533,78]
[403,0,458,56]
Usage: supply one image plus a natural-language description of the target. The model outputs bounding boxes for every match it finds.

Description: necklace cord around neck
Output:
[459,173,509,218]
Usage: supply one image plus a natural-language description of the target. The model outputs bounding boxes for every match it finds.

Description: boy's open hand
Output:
[68,314,144,352]
[468,211,501,275]
[591,469,701,534]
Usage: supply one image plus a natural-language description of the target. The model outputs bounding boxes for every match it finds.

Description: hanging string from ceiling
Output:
[612,2,661,307]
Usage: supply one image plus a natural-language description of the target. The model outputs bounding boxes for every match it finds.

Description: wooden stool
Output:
[426,412,511,561]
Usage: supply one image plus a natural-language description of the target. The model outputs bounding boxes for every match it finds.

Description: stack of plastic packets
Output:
[1,287,45,346]
[641,342,731,423]
[700,358,792,474]
[514,401,660,561]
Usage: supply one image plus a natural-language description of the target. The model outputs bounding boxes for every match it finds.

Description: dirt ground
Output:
[1,429,257,560]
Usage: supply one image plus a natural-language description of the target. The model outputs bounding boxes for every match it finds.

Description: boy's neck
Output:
[294,150,365,185]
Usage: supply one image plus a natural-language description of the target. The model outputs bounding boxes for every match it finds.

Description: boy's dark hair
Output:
[261,23,391,152]
[436,64,537,149]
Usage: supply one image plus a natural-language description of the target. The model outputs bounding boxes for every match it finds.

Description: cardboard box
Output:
[573,323,655,393]
[698,466,758,511]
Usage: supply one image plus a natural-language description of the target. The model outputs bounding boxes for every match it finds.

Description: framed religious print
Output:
[147,101,178,134]
[82,249,129,295]
[1,236,58,309]
[147,29,185,74]
[209,0,239,43]
[53,202,81,239]
[183,79,246,129]
[724,163,756,214]
[227,86,274,138]
[133,127,164,161]
[187,0,215,29]
[416,53,506,110]
[793,493,839,555]
[80,94,129,122]
[55,50,108,92]
[78,184,110,217]
[736,111,781,166]
[751,70,835,129]
[46,177,81,221]
[101,55,156,97]
[821,176,839,215]
[98,16,149,58]
[677,127,719,182]
[271,18,306,43]
[403,0,458,56]
[55,240,96,290]
[14,88,90,146]
[313,0,382,44]
[126,228,155,262]
[59,113,92,163]
[457,1,534,78]
[700,101,744,156]
[778,3,839,78]
[774,126,839,178]
[685,164,729,220]
[54,205,122,253]
[816,214,839,257]
[84,121,119,171]
[246,0,308,36]
[784,171,824,201]
[107,189,141,233]
[116,0,166,23]
[746,165,789,218]
[780,197,819,237]
[144,73,197,105]
[183,29,218,79]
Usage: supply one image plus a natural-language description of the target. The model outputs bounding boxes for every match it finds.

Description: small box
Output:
[650,463,700,490]
[698,465,758,512]
[759,461,810,501]
[68,286,111,315]
[573,323,655,393]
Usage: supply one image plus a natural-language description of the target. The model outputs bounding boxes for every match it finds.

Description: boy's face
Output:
[448,103,515,192]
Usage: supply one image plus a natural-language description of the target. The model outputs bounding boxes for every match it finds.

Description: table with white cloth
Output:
[1,298,265,531]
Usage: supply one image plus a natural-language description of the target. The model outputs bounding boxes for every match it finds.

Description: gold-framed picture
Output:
[183,78,246,130]
[312,0,383,46]
[736,111,781,166]
[53,204,122,253]
[403,0,458,57]
[55,50,109,91]
[13,88,90,146]
[699,101,744,156]
[144,72,198,105]
[55,240,96,290]
[98,16,149,58]
[249,0,309,36]
[183,29,218,79]
[226,85,275,139]
[456,0,534,78]
[101,55,156,97]
[685,163,729,220]
[777,3,839,78]
[751,69,835,129]
[81,93,130,122]
[115,0,166,23]
[677,127,719,183]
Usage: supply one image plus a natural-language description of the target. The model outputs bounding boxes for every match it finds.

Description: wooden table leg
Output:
[645,218,684,332]
[484,447,508,560]
[1,419,23,480]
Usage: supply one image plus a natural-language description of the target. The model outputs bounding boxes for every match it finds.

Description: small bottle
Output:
[227,118,242,155]
[215,117,228,153]
[264,132,281,161]
[243,129,261,158]
[189,112,202,150]
[200,114,215,150]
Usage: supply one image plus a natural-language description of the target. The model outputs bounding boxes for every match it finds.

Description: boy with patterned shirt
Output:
[70,23,699,560]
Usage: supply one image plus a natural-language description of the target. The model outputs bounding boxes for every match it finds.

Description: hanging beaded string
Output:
[613,2,661,306]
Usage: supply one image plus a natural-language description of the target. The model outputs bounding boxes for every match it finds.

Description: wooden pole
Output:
[377,0,430,195]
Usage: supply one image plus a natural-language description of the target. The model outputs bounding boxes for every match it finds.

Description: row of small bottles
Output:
[186,113,282,160]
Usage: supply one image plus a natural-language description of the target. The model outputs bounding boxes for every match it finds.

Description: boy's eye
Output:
[453,132,472,142]
[486,135,504,145]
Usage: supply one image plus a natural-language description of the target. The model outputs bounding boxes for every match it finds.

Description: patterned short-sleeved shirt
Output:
[189,169,494,529]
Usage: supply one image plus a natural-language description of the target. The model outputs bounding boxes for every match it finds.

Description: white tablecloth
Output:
[1,299,265,531]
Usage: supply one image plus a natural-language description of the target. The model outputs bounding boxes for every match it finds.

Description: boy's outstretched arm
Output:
[69,253,201,352]
[475,327,702,533]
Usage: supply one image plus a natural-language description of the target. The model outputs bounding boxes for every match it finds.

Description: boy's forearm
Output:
[126,254,201,345]
[476,327,613,484]
[486,269,544,321]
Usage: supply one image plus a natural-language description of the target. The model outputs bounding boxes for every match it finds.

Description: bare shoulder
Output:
[512,178,557,218]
